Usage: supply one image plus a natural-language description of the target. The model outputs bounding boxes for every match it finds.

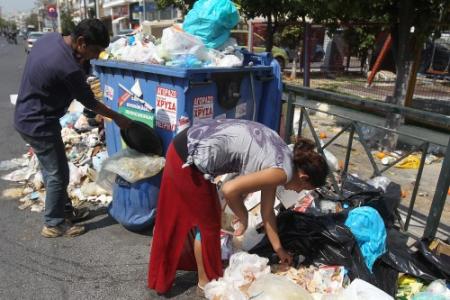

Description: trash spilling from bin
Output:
[102,0,246,68]
[1,103,110,212]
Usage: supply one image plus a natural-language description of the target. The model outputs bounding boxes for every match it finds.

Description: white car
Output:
[25,32,45,54]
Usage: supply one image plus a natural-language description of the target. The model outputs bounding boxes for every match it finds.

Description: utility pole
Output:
[142,0,146,22]
[95,0,100,19]
[56,0,62,33]
[83,0,87,19]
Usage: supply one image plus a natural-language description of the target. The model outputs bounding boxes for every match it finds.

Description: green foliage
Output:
[155,0,196,14]
[61,9,76,35]
[343,26,377,58]
[25,13,39,30]
[274,24,303,49]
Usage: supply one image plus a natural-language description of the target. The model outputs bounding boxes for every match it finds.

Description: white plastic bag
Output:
[322,279,393,300]
[223,252,270,289]
[248,274,313,300]
[367,176,391,192]
[69,163,89,187]
[204,279,247,300]
[323,148,340,171]
[0,157,28,171]
[161,25,208,60]
[80,182,110,197]
[97,148,165,189]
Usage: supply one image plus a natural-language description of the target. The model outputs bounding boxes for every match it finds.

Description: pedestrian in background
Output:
[14,19,131,238]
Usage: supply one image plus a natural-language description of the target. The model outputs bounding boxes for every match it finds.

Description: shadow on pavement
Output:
[155,271,199,299]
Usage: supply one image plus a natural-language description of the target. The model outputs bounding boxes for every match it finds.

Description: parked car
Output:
[231,30,290,69]
[25,32,45,54]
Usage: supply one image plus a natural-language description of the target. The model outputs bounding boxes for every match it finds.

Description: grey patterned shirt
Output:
[185,119,293,183]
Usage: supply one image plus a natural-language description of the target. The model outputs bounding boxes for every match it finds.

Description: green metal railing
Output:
[282,84,450,238]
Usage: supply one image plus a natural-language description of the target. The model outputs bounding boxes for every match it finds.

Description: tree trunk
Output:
[382,0,413,150]
[290,56,297,80]
[265,14,274,52]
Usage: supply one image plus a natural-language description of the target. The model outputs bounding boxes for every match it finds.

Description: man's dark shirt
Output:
[14,33,98,137]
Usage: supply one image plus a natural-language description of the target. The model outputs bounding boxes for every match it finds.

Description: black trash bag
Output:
[381,229,448,282]
[249,211,374,283]
[416,239,450,280]
[341,175,401,228]
[371,259,399,297]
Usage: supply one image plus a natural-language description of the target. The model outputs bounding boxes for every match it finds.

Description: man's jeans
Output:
[19,132,70,227]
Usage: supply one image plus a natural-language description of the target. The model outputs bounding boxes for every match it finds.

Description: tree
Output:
[25,13,39,30]
[311,0,450,149]
[238,0,294,52]
[155,0,196,15]
[60,8,75,35]
[342,26,379,72]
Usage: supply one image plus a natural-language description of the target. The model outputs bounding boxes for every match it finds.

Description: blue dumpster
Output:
[91,55,281,232]
[91,58,276,156]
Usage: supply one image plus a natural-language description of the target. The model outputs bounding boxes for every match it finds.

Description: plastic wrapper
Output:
[247,274,313,300]
[395,155,420,169]
[183,0,239,49]
[366,176,391,192]
[96,148,165,190]
[80,182,110,197]
[321,279,393,300]
[411,280,450,300]
[204,252,270,300]
[396,275,425,299]
[160,25,209,61]
[60,112,82,127]
[32,171,44,190]
[68,162,88,186]
[223,252,270,289]
[220,231,233,261]
[0,157,28,171]
[204,279,247,300]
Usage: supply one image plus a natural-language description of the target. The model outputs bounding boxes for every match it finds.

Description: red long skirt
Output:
[147,143,223,293]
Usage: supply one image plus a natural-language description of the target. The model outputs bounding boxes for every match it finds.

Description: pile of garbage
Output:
[1,98,112,212]
[215,164,449,300]
[204,252,399,300]
[103,0,245,68]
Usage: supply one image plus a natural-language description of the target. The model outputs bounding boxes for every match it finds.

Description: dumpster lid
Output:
[91,59,273,79]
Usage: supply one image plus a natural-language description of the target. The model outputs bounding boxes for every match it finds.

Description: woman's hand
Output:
[276,247,293,266]
[232,217,248,236]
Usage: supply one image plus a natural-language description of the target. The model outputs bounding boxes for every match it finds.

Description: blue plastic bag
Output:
[345,206,387,272]
[183,0,239,49]
[108,176,161,231]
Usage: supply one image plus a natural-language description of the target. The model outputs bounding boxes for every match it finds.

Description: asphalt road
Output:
[0,37,201,300]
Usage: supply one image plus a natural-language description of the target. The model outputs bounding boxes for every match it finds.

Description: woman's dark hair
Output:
[72,19,110,48]
[293,137,329,187]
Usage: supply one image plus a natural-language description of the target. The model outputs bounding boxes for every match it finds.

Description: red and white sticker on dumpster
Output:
[193,95,214,122]
[156,86,177,131]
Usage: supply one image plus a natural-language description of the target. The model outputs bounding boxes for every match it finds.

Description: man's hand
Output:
[114,114,132,130]
[276,248,293,266]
